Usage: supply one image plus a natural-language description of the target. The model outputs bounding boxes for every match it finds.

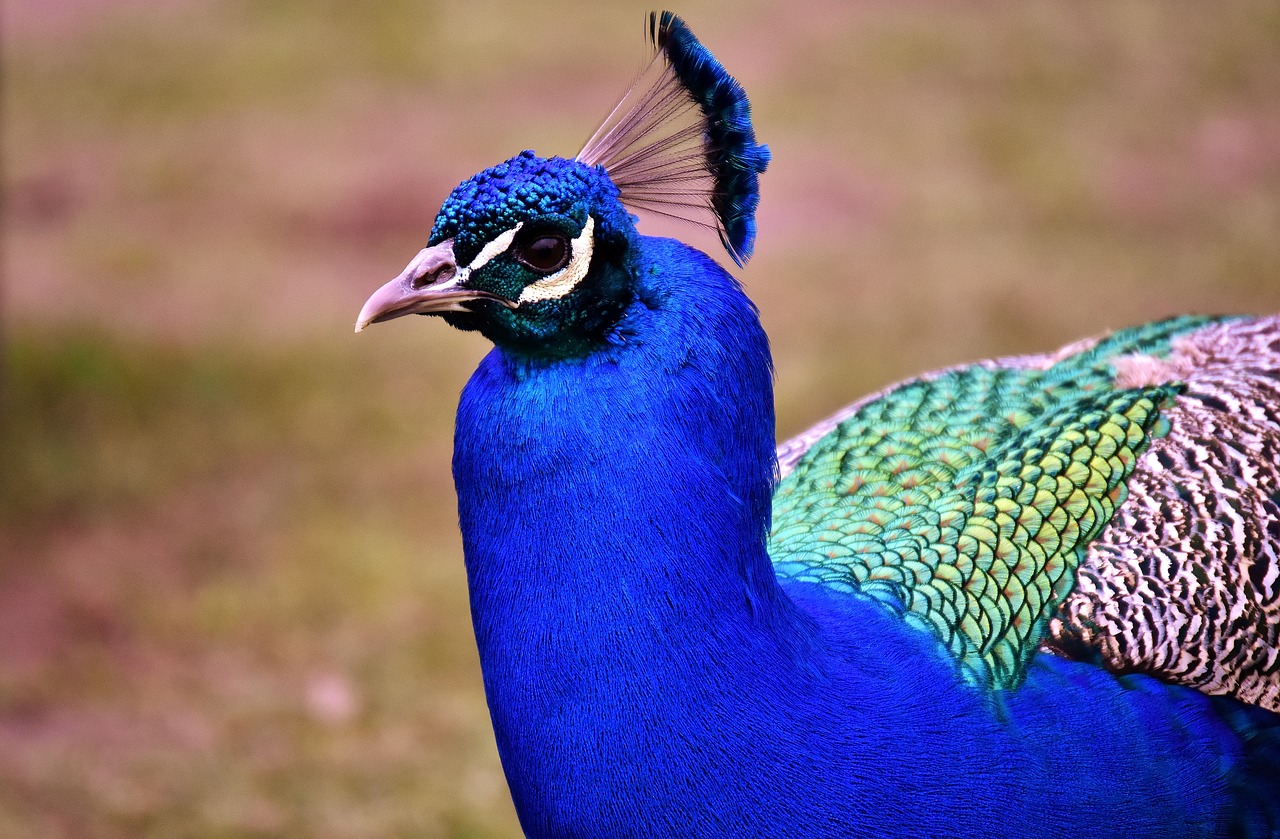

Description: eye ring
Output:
[513,230,571,275]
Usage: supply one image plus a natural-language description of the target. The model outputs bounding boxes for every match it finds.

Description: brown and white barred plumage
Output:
[777,316,1280,710]
[1046,316,1280,711]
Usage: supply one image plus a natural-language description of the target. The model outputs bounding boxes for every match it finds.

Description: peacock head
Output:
[355,152,640,357]
[355,12,769,359]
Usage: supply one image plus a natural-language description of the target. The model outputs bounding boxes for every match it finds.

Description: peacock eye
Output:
[514,231,571,275]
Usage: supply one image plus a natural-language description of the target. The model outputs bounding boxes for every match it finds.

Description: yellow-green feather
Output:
[769,316,1214,691]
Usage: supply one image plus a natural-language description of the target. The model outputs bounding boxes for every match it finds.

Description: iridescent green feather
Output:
[770,315,1219,691]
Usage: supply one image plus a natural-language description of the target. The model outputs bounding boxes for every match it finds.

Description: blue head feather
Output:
[422,151,641,357]
[429,151,632,265]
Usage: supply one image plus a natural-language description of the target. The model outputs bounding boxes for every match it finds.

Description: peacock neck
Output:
[452,237,790,642]
[450,238,816,808]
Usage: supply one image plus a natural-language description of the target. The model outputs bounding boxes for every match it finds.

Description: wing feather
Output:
[771,314,1280,710]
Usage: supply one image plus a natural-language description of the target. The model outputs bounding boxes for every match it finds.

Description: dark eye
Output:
[514,232,571,274]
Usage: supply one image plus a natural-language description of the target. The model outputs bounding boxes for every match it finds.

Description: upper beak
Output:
[354,239,514,333]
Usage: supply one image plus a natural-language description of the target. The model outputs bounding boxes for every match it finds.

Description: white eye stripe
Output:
[465,222,523,274]
[517,216,596,305]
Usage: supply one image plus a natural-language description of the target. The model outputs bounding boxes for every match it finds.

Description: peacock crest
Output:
[578,12,770,266]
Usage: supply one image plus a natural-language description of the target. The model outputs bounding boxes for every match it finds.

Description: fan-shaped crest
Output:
[578,12,770,266]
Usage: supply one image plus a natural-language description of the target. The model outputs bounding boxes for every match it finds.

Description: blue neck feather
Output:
[450,236,1261,838]
[454,237,796,672]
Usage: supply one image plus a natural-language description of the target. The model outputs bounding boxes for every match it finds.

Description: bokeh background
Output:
[4,0,1279,835]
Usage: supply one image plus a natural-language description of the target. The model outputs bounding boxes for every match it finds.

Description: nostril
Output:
[403,244,459,289]
[412,261,456,289]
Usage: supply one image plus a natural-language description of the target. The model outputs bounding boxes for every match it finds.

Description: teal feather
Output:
[771,315,1215,690]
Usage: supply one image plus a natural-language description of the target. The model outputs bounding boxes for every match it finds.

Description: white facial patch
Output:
[462,222,523,278]
[517,216,596,305]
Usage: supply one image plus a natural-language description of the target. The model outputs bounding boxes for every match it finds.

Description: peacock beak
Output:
[354,239,514,332]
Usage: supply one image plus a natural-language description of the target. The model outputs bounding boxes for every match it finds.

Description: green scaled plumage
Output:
[771,315,1219,691]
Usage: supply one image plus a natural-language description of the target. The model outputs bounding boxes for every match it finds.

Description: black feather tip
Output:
[578,12,770,266]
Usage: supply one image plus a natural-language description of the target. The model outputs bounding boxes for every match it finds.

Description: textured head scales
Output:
[429,152,631,266]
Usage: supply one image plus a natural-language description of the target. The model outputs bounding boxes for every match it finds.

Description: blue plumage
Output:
[355,12,1280,837]
[430,152,629,264]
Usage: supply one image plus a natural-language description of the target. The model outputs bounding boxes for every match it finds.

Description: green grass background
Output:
[4,1,1279,835]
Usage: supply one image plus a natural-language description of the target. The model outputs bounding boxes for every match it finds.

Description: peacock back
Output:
[772,314,1280,710]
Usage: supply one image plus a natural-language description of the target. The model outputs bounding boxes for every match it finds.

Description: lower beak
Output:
[354,239,513,333]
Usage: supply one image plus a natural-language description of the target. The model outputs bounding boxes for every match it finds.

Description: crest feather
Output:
[578,12,770,266]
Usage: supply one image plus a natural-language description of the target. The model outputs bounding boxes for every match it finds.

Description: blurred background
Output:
[3,0,1279,835]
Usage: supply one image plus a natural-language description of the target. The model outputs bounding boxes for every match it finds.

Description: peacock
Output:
[355,12,1280,838]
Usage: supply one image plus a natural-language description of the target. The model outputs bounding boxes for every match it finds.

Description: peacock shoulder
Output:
[771,314,1280,710]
